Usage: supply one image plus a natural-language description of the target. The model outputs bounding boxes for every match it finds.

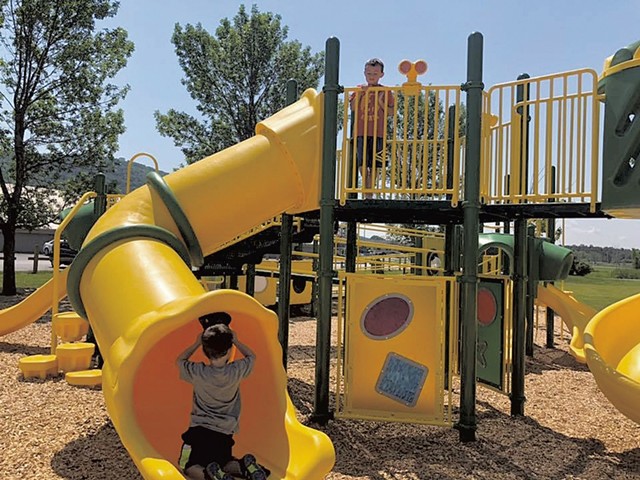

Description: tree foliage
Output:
[569,257,593,276]
[155,4,324,165]
[380,89,466,243]
[568,244,639,266]
[389,90,466,194]
[0,0,133,294]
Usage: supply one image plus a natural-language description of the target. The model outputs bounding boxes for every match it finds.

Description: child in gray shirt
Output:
[177,318,267,480]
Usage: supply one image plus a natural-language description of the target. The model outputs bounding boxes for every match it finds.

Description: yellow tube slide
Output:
[0,269,68,337]
[71,89,334,479]
[584,293,640,425]
[536,284,597,363]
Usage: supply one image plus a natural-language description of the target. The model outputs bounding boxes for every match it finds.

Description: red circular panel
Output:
[362,295,412,339]
[477,287,497,326]
[415,60,428,74]
[398,60,412,75]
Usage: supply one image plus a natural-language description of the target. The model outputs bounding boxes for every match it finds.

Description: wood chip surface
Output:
[1,291,638,479]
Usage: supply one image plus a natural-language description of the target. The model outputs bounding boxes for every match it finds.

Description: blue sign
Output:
[375,352,428,407]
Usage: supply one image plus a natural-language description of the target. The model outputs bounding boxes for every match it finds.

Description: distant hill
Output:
[0,156,170,194]
[107,157,170,193]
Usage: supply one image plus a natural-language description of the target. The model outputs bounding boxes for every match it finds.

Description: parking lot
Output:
[1,253,53,272]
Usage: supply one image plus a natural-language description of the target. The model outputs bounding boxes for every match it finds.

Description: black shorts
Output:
[355,136,384,169]
[181,426,234,470]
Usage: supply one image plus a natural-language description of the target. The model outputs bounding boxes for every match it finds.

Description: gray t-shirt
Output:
[179,354,255,434]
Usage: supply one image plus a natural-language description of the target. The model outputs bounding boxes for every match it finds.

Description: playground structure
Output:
[0,32,639,479]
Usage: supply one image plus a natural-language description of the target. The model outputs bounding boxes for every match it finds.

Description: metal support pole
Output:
[245,264,255,297]
[457,32,483,442]
[444,106,456,277]
[413,235,423,275]
[311,238,319,318]
[87,172,107,364]
[314,37,340,422]
[511,218,528,415]
[345,222,357,273]
[93,173,107,217]
[444,225,455,275]
[546,166,557,348]
[278,214,293,369]
[516,74,531,197]
[526,224,536,356]
[277,79,298,370]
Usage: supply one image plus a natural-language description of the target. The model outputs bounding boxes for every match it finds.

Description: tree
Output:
[0,0,133,294]
[388,90,466,196]
[155,4,324,165]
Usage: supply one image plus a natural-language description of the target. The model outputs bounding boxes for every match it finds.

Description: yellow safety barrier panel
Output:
[336,274,454,426]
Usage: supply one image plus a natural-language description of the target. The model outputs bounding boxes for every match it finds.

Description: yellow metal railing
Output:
[332,224,445,275]
[338,85,463,205]
[482,69,601,210]
[126,152,159,194]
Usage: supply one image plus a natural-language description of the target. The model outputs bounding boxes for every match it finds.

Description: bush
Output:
[611,268,640,279]
[569,258,593,276]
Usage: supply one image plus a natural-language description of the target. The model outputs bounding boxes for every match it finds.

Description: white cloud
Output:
[562,219,640,249]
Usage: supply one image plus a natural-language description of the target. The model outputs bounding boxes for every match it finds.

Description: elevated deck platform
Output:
[330,200,611,225]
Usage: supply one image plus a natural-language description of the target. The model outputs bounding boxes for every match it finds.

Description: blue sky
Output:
[105,0,640,248]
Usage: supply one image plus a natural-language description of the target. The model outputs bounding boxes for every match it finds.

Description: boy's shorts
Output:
[355,136,384,169]
[181,426,234,470]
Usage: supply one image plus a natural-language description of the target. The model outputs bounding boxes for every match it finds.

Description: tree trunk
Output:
[2,223,17,295]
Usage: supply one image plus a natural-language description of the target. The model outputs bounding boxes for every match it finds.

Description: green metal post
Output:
[345,100,358,275]
[277,79,298,370]
[511,217,528,415]
[516,74,531,196]
[502,177,511,273]
[314,37,340,422]
[443,106,456,387]
[345,222,357,273]
[526,224,537,356]
[546,166,557,348]
[457,32,483,442]
[87,172,107,364]
[444,105,456,276]
[93,173,107,217]
[413,235,424,276]
[311,238,319,318]
[245,264,255,296]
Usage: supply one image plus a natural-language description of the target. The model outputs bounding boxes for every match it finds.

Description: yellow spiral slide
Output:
[537,284,640,425]
[64,89,334,479]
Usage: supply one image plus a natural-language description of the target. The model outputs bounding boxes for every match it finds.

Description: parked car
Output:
[42,239,78,266]
[41,239,54,256]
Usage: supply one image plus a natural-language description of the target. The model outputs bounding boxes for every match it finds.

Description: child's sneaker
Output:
[240,454,267,480]
[204,462,233,480]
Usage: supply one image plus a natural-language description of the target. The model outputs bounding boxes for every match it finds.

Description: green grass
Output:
[0,271,53,290]
[562,274,640,311]
[2,267,639,313]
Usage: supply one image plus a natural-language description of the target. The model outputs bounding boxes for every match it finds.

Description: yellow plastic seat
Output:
[53,311,89,342]
[65,369,102,387]
[18,354,58,379]
[56,342,95,373]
